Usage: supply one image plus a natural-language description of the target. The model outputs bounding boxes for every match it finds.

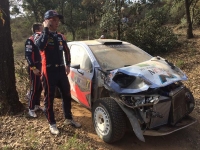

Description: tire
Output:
[92,97,126,143]
[185,88,195,115]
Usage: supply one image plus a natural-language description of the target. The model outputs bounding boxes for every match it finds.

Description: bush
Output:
[15,60,29,101]
[124,19,178,55]
[145,7,169,25]
[169,2,185,24]
[11,17,33,42]
[13,41,25,56]
[76,26,104,40]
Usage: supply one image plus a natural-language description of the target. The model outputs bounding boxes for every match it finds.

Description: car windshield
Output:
[89,43,152,71]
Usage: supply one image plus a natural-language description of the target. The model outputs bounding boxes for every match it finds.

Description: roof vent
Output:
[96,39,122,45]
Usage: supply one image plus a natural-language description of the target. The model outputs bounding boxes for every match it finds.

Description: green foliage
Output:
[176,60,185,69]
[124,19,178,55]
[1,146,12,150]
[169,1,185,24]
[145,7,169,25]
[191,1,200,26]
[10,5,20,17]
[15,60,29,100]
[58,0,88,40]
[22,0,59,22]
[9,0,200,48]
[59,134,92,150]
[13,42,24,56]
[100,1,118,31]
[180,17,187,27]
[148,0,162,4]
[11,17,33,42]
[189,48,197,56]
[22,126,39,149]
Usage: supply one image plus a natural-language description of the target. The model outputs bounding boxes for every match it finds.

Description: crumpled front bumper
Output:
[143,116,196,136]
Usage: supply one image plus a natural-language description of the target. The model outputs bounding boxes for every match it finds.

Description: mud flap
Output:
[117,103,145,142]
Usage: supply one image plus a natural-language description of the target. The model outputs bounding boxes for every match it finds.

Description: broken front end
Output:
[107,58,196,142]
[110,81,196,142]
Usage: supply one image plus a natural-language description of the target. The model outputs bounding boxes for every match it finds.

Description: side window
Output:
[70,45,93,73]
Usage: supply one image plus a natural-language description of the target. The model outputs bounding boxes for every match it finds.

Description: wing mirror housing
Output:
[70,64,80,69]
[70,64,84,75]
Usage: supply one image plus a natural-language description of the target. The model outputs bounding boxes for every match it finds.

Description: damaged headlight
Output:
[112,72,136,88]
[120,95,159,107]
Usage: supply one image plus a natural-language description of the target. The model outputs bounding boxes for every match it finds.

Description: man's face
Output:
[34,25,43,33]
[48,16,60,31]
[38,25,43,32]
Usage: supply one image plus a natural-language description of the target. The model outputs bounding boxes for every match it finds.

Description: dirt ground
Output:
[0,27,200,150]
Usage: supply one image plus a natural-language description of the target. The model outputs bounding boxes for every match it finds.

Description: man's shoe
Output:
[28,109,37,118]
[64,119,82,128]
[34,105,44,111]
[49,124,59,135]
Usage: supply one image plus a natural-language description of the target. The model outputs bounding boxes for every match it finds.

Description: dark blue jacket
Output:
[35,27,71,72]
[25,34,41,67]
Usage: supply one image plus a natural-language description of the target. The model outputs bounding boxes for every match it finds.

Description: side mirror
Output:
[70,64,80,69]
[70,64,84,75]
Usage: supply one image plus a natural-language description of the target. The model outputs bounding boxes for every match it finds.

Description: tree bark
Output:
[185,0,194,39]
[0,0,23,115]
[115,0,121,40]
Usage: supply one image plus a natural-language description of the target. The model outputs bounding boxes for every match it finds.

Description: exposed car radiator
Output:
[150,98,171,129]
[170,87,188,125]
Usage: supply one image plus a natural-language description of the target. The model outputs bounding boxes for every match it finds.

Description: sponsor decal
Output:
[26,45,32,48]
[158,74,176,84]
[26,48,32,52]
[48,43,54,46]
[48,38,54,43]
[137,64,150,67]
[59,45,63,50]
[148,68,167,75]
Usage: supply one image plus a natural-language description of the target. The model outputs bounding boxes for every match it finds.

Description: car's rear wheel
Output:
[92,97,126,143]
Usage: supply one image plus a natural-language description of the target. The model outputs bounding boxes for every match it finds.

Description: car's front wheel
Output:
[92,97,126,143]
[185,88,195,115]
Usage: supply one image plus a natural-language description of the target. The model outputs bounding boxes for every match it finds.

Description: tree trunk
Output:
[0,0,23,115]
[117,22,121,40]
[185,0,194,39]
[115,0,121,40]
[72,29,76,41]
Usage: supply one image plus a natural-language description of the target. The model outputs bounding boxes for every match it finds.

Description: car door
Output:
[68,44,93,108]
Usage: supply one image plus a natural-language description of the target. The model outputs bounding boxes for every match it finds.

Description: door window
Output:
[70,45,93,73]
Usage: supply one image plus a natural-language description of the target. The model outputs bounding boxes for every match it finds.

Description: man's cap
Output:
[44,10,63,20]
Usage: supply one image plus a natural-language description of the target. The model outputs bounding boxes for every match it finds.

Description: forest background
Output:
[10,0,200,57]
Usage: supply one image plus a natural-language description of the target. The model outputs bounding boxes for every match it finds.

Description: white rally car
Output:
[64,39,196,143]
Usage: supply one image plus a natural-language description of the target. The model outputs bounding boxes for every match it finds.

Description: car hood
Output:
[108,57,187,93]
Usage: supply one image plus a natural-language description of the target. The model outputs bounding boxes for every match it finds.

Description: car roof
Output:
[68,39,130,46]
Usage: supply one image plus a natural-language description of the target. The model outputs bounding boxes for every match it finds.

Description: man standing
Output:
[35,10,81,135]
[25,23,43,118]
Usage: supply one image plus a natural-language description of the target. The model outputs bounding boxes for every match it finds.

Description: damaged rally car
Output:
[66,39,196,143]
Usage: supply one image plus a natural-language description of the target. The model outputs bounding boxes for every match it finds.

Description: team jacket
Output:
[35,27,71,72]
[25,34,41,67]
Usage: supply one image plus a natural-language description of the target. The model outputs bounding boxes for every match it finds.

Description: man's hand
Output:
[33,69,41,76]
[43,19,51,28]
[65,66,70,75]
